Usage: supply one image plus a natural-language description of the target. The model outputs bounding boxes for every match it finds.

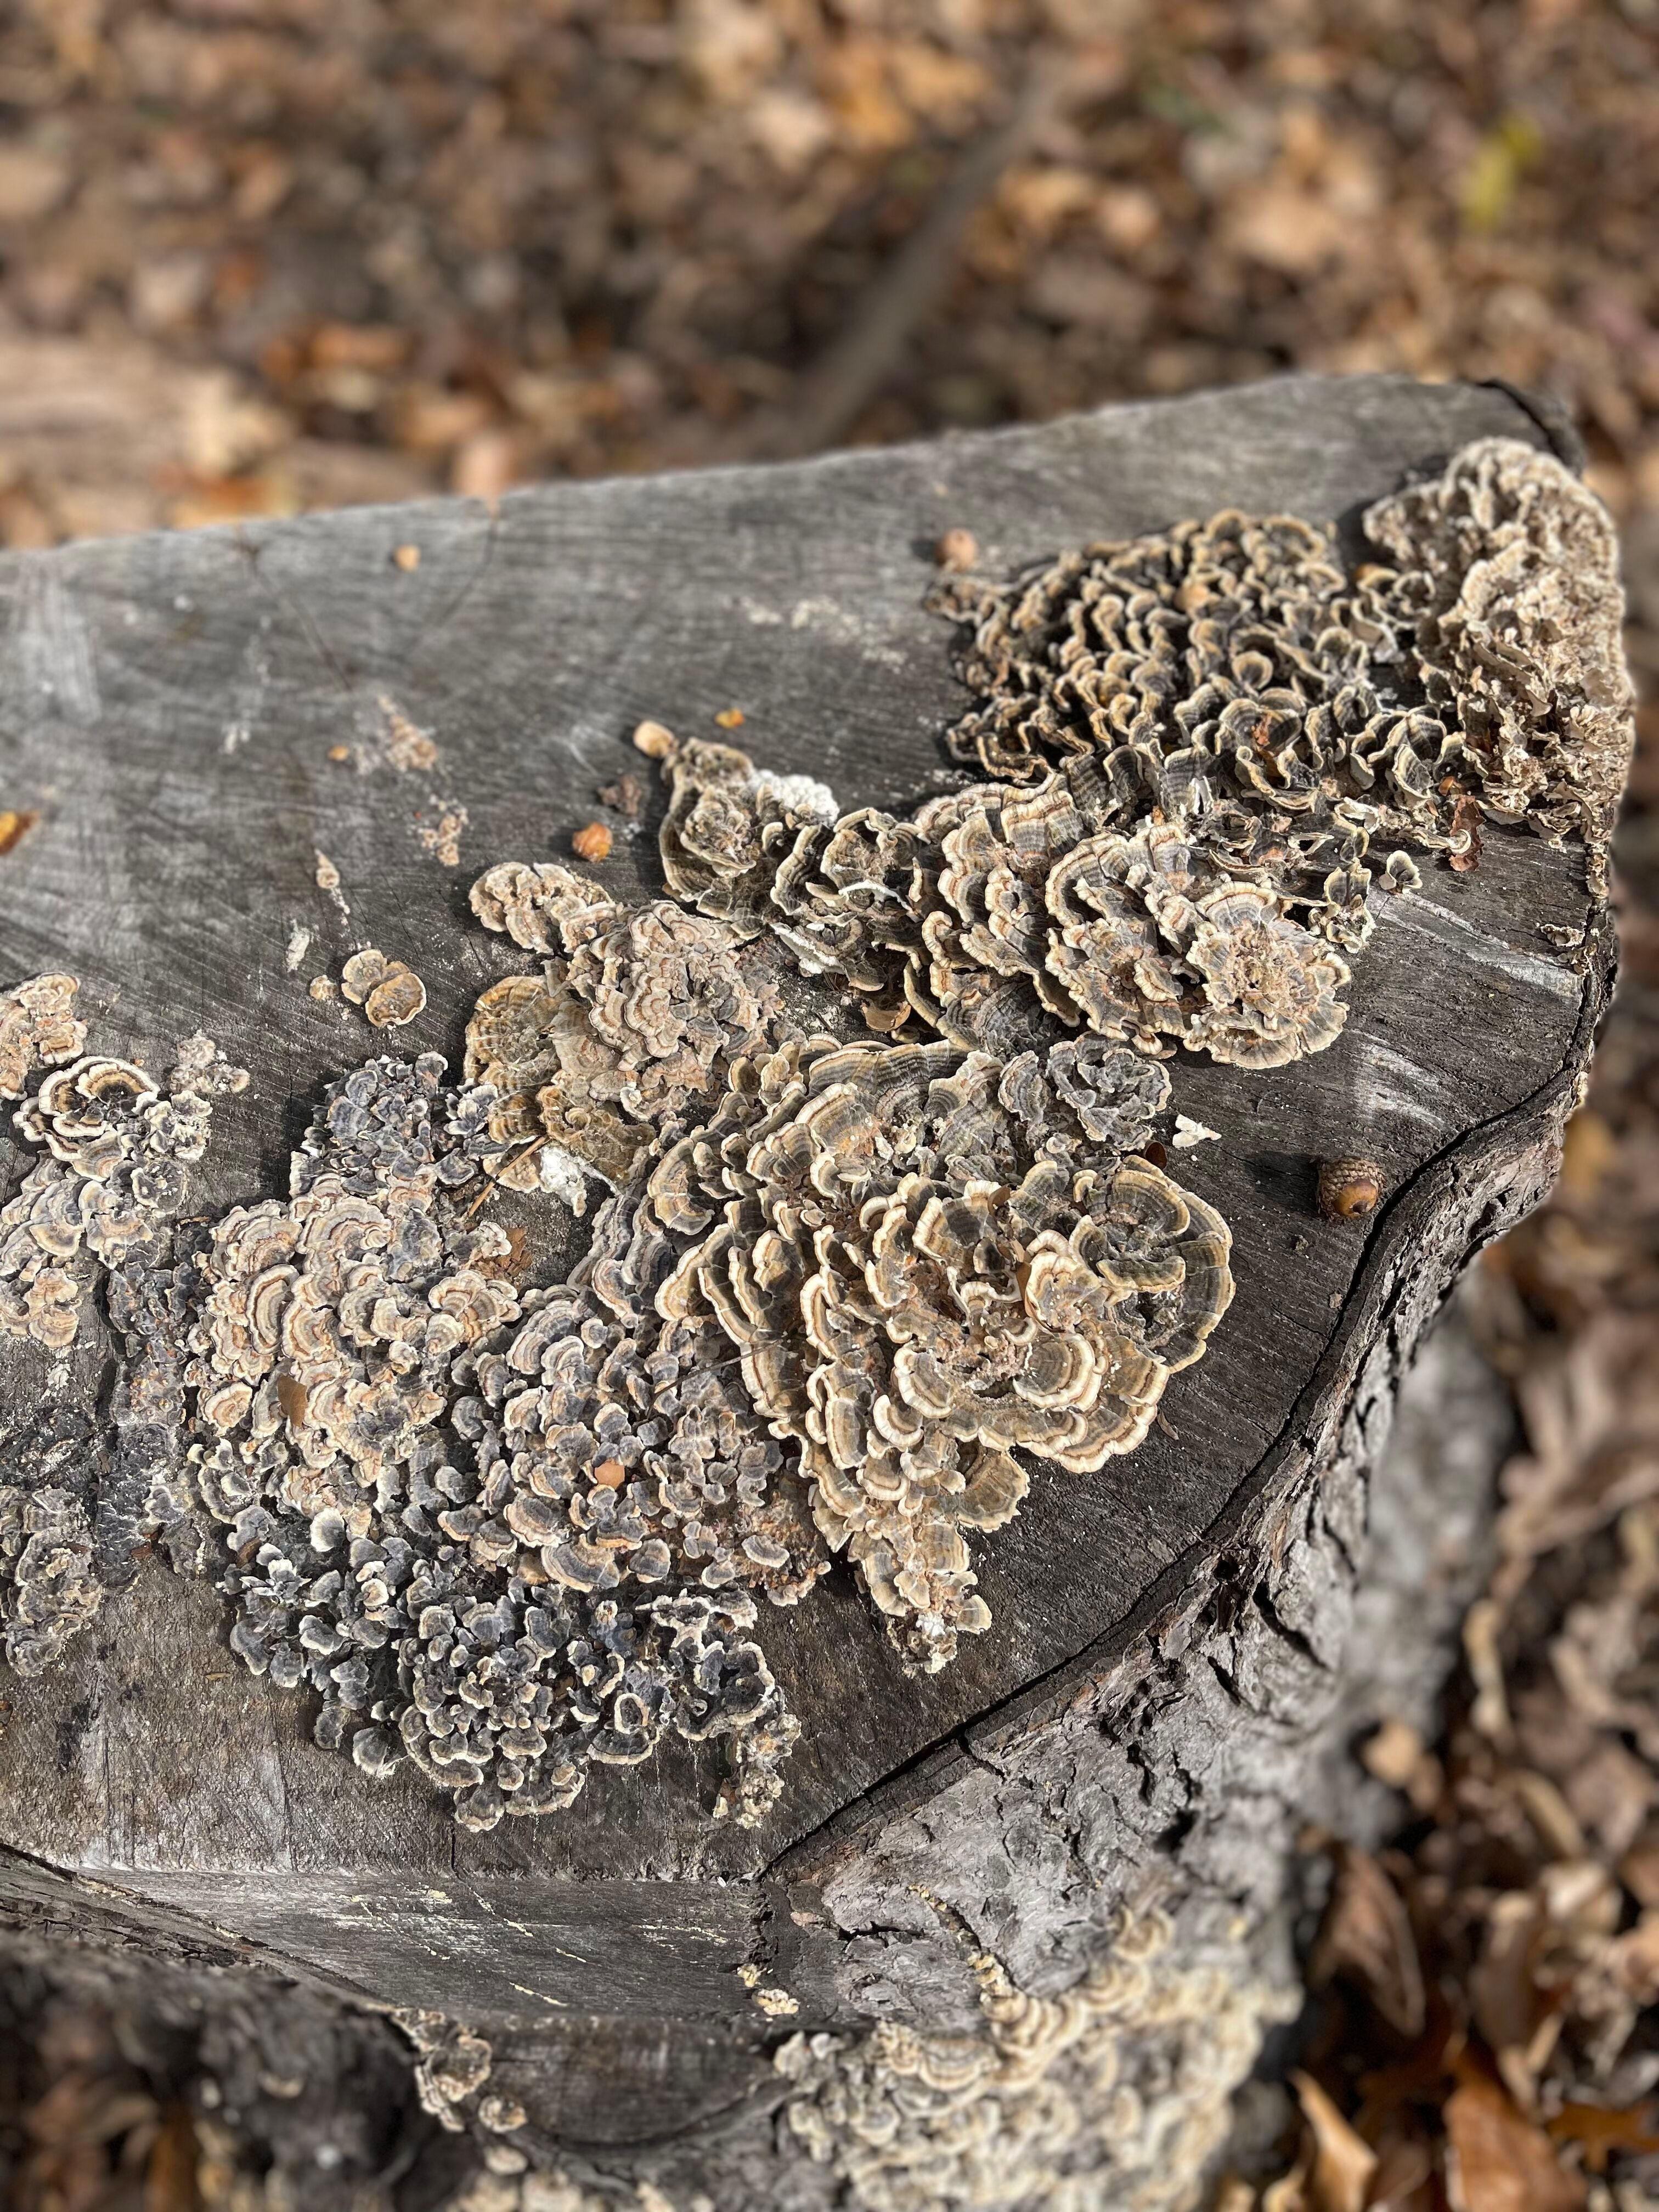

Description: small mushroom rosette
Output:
[654,1039,1232,1671]
[465,864,780,1194]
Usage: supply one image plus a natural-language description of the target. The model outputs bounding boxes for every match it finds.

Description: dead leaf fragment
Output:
[1308,1842,1425,2040]
[0,148,72,222]
[1360,1717,1442,1813]
[597,771,644,820]
[1547,2100,1659,2175]
[1445,2075,1585,2212]
[144,2102,201,2212]
[1605,1909,1659,2001]
[1618,1839,1659,1909]
[1289,2070,1376,2212]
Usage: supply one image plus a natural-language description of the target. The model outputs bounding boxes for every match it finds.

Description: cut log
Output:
[0,376,1631,2209]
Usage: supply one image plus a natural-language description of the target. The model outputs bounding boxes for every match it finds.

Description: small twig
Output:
[760,54,1069,460]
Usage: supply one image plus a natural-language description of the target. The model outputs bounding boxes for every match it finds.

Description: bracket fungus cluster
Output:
[651,1035,1228,1669]
[180,1048,810,1829]
[654,441,1629,1071]
[0,971,86,1100]
[0,438,1632,1836]
[0,998,246,1671]
[1,1023,246,1354]
[465,861,781,1196]
[777,1908,1282,2212]
[171,976,1219,1820]
[340,947,428,1029]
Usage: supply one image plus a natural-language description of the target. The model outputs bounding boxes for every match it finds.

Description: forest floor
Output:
[2,2,1658,2208]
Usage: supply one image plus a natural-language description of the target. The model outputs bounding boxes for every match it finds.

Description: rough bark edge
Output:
[770,899,1615,1895]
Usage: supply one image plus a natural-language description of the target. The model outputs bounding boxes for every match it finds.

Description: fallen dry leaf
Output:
[143,2103,199,2212]
[1444,2075,1586,2212]
[1308,1843,1426,2040]
[1290,2072,1376,2212]
[1605,1908,1659,2001]
[1546,2100,1659,2175]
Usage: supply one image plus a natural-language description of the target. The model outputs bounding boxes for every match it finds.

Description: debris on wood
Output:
[934,526,979,571]
[1317,1156,1385,1222]
[631,719,678,761]
[569,820,611,862]
[374,694,438,773]
[1449,791,1486,874]
[596,770,644,821]
[1172,1114,1222,1149]
[416,802,468,867]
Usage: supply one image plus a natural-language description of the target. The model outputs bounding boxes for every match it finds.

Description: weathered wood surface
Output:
[0,376,1618,2182]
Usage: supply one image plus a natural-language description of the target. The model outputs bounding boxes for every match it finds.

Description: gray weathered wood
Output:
[0,376,1619,2195]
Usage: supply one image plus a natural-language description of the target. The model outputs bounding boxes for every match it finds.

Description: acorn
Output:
[1318,1155,1384,1223]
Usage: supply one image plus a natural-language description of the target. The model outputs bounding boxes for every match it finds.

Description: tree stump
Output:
[0,376,1633,2210]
